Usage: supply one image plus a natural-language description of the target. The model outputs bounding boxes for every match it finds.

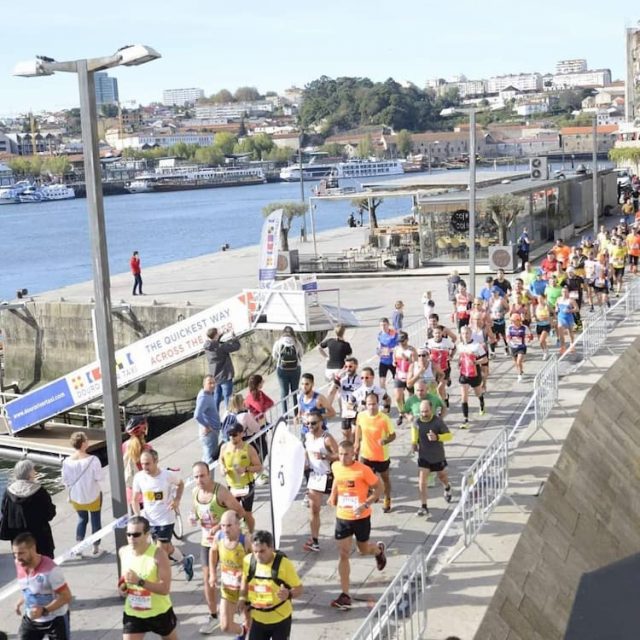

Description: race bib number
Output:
[379,346,390,357]
[230,486,250,498]
[337,494,359,510]
[569,291,579,299]
[460,353,477,378]
[221,567,242,589]
[596,278,605,287]
[341,405,356,419]
[250,583,274,608]
[127,588,152,611]
[308,472,328,492]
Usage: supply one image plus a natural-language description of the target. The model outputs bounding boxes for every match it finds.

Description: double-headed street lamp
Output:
[13,45,161,556]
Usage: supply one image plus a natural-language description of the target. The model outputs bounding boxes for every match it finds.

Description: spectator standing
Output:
[421,291,435,318]
[391,300,404,331]
[203,327,241,413]
[61,431,104,557]
[130,250,143,296]
[0,460,56,558]
[194,375,221,466]
[271,326,304,413]
[517,227,531,271]
[318,324,352,382]
[446,270,466,306]
[13,532,72,640]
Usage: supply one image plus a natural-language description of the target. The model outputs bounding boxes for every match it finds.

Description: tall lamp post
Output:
[13,45,161,557]
[298,129,307,241]
[468,112,477,297]
[592,115,599,239]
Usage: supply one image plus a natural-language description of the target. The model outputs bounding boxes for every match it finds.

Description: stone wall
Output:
[1,301,322,414]
[475,338,640,640]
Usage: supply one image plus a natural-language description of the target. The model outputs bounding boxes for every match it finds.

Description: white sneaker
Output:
[517,374,523,383]
[255,472,269,486]
[302,493,310,507]
[542,351,548,361]
[199,617,218,635]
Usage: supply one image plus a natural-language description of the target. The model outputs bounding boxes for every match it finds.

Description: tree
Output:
[610,147,640,173]
[252,133,274,159]
[396,129,412,157]
[356,134,374,158]
[264,146,296,163]
[485,194,526,246]
[194,146,224,166]
[213,131,237,155]
[320,142,345,157]
[262,201,309,251]
[210,89,234,103]
[234,86,261,102]
[42,156,71,178]
[351,197,384,229]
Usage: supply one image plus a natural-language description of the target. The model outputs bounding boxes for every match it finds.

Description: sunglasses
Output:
[305,420,321,426]
[126,531,144,538]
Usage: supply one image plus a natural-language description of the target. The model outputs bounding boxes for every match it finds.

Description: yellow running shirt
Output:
[355,411,395,462]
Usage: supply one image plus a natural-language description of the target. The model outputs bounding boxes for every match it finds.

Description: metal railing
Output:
[533,354,558,429]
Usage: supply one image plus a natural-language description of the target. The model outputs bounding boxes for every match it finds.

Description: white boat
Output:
[0,181,34,204]
[17,184,76,203]
[332,159,404,179]
[125,166,266,193]
[279,162,335,182]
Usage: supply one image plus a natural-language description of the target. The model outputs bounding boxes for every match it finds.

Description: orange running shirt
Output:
[331,460,378,520]
[356,411,395,462]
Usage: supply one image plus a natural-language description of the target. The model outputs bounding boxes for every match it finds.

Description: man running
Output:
[376,318,399,390]
[403,379,446,421]
[392,331,418,421]
[424,326,456,404]
[352,367,388,412]
[327,356,362,443]
[489,288,509,357]
[218,424,263,534]
[190,461,245,635]
[303,409,339,552]
[354,392,396,513]
[556,286,579,354]
[297,373,336,434]
[13,532,72,640]
[507,313,533,382]
[411,399,453,517]
[328,440,387,611]
[238,530,303,640]
[208,510,251,639]
[457,326,488,429]
[118,516,177,640]
[131,449,194,581]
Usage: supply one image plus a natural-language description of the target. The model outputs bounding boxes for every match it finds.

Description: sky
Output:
[1,0,638,116]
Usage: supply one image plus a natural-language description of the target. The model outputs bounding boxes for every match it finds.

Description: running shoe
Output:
[255,472,269,486]
[517,374,523,383]
[199,617,218,635]
[234,625,248,640]
[397,415,404,426]
[505,346,510,355]
[459,421,471,430]
[375,542,387,571]
[302,493,310,507]
[331,592,353,610]
[478,408,486,417]
[183,554,194,582]
[382,499,391,513]
[303,538,320,552]
[542,351,548,361]
[416,505,429,516]
[444,485,453,503]
[590,305,595,312]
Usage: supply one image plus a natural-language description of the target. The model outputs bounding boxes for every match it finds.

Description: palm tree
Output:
[262,201,309,251]
[485,194,526,246]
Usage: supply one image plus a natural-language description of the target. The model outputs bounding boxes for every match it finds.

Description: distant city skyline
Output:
[0,0,638,116]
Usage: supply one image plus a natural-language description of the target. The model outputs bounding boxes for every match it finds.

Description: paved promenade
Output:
[0,221,622,639]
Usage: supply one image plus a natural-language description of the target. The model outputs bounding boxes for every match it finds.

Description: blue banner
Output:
[6,378,75,433]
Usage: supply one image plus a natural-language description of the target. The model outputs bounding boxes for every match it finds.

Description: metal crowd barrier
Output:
[580,307,608,360]
[351,546,428,640]
[533,354,559,430]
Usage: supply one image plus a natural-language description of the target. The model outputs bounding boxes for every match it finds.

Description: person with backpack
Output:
[238,530,303,640]
[271,326,303,415]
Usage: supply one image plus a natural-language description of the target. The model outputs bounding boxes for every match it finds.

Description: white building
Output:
[556,59,587,74]
[194,101,274,120]
[162,88,205,107]
[487,73,542,94]
[552,69,612,89]
[105,130,214,151]
[515,102,550,116]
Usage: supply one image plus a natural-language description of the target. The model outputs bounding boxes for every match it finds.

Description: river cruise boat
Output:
[15,184,76,203]
[332,159,404,179]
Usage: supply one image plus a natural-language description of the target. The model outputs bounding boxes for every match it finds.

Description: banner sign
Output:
[6,293,251,433]
[258,209,283,288]
[269,419,305,548]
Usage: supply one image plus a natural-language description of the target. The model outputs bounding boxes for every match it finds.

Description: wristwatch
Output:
[137,578,145,587]
[41,606,49,615]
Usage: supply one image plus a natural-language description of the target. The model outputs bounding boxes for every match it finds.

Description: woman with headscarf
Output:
[0,459,56,557]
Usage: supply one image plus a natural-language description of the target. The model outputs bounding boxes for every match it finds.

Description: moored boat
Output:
[0,181,34,204]
[17,184,76,203]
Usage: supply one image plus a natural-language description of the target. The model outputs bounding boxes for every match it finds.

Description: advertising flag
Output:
[258,208,283,288]
[269,418,305,548]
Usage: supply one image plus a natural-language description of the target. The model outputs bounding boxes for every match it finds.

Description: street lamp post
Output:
[13,45,161,559]
[298,130,307,241]
[468,112,477,297]
[592,115,599,239]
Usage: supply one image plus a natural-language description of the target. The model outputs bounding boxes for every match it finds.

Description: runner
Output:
[392,331,418,421]
[556,286,579,354]
[208,510,251,639]
[131,449,194,581]
[354,393,396,513]
[452,282,472,330]
[610,235,628,297]
[411,399,453,517]
[506,313,533,382]
[533,292,552,360]
[469,298,492,391]
[510,278,532,326]
[457,326,488,429]
[626,225,640,275]
[238,530,303,640]
[352,367,389,412]
[190,461,245,635]
[327,356,362,443]
[408,345,447,409]
[376,318,399,391]
[118,516,177,640]
[403,379,446,421]
[492,268,513,298]
[328,440,386,611]
[318,324,352,382]
[426,313,458,343]
[218,425,263,534]
[297,373,336,434]
[583,250,598,311]
[488,288,509,357]
[13,532,72,640]
[302,410,339,552]
[592,254,612,309]
[424,325,456,400]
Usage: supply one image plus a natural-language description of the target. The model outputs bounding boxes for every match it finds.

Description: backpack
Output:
[278,343,299,371]
[247,550,290,611]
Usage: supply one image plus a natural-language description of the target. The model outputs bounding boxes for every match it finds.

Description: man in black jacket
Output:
[203,327,241,413]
